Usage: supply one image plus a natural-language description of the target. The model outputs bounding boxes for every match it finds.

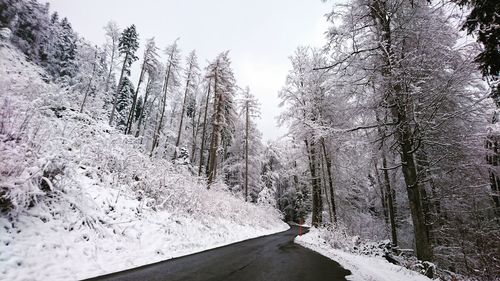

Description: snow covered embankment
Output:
[295,228,432,281]
[0,43,288,281]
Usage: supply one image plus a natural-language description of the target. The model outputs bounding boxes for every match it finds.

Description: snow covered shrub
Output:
[311,223,357,250]
[311,224,443,278]
[354,240,392,257]
[0,111,68,214]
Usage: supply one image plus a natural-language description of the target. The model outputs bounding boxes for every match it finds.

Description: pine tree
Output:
[207,51,236,186]
[54,17,77,78]
[109,24,139,126]
[116,76,134,131]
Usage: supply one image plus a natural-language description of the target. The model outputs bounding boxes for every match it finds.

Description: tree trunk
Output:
[150,61,172,156]
[370,0,432,260]
[320,137,337,223]
[135,76,153,137]
[174,66,193,159]
[104,39,117,94]
[208,67,220,186]
[415,146,441,244]
[382,151,398,246]
[320,146,334,223]
[109,53,129,125]
[305,138,322,227]
[486,135,500,212]
[80,49,98,113]
[400,133,432,260]
[125,61,146,134]
[373,163,389,225]
[375,110,398,246]
[245,100,249,201]
[198,81,211,176]
[191,95,202,162]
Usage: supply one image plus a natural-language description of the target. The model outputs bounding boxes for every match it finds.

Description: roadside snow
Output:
[0,43,289,281]
[1,181,288,281]
[295,228,432,281]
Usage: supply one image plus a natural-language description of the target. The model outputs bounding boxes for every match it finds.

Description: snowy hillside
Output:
[0,43,288,281]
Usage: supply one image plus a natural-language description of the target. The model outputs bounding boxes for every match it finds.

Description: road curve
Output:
[83,226,351,281]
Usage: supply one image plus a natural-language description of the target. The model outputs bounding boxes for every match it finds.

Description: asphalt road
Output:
[83,226,351,281]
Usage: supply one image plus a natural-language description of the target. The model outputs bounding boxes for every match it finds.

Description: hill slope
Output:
[0,43,288,281]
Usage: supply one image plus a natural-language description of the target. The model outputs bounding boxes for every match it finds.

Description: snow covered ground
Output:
[0,43,288,281]
[295,228,433,281]
[1,182,288,281]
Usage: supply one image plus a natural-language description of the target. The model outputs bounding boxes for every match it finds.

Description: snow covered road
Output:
[83,226,351,281]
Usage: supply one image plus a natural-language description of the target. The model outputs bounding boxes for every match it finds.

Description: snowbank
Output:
[295,228,432,281]
[0,43,289,281]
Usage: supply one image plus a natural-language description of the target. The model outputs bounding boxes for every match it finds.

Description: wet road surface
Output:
[83,226,351,281]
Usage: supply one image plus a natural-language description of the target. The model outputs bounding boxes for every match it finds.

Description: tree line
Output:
[0,0,273,204]
[272,0,499,279]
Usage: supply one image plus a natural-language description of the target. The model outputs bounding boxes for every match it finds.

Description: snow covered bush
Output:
[306,224,474,279]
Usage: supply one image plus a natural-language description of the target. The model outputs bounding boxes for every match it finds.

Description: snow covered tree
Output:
[74,41,106,114]
[116,76,134,131]
[223,87,263,201]
[173,50,200,159]
[451,0,500,214]
[136,67,164,140]
[187,80,205,164]
[52,17,77,78]
[279,47,330,227]
[109,24,139,126]
[241,87,262,201]
[150,39,181,156]
[0,0,78,79]
[4,0,50,61]
[198,78,213,176]
[317,0,499,272]
[263,140,311,222]
[452,0,499,88]
[102,21,120,94]
[0,0,18,27]
[125,37,160,134]
[206,51,237,186]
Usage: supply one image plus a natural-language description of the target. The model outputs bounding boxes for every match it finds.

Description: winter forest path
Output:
[83,226,351,281]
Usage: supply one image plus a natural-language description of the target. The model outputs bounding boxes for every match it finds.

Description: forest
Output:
[0,0,499,280]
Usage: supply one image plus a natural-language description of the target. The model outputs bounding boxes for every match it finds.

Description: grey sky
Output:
[45,0,330,141]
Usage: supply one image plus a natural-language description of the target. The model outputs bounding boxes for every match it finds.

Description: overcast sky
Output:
[45,0,330,141]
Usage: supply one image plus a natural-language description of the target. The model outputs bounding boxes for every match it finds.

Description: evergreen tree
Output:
[53,17,77,78]
[452,0,500,81]
[135,96,143,123]
[109,24,139,125]
[206,52,237,186]
[116,76,134,131]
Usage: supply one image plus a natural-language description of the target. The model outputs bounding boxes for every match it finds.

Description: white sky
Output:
[45,0,330,141]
